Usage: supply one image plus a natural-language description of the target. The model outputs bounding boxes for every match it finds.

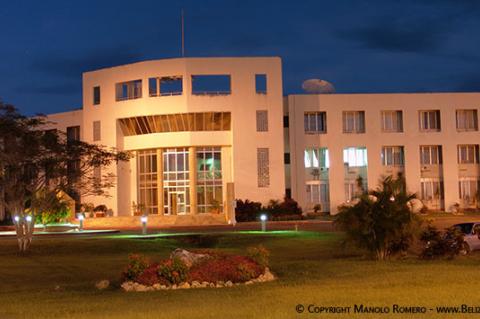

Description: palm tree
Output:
[334,174,421,260]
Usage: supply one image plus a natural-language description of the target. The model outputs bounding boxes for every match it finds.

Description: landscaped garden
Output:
[1,230,480,319]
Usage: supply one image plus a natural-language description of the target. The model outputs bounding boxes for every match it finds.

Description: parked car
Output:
[453,222,480,254]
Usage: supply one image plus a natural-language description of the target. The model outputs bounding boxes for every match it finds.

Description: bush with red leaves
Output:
[189,255,263,283]
[121,254,150,282]
[135,263,169,286]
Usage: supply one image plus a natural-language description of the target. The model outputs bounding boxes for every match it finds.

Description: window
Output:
[420,145,442,165]
[149,76,183,96]
[93,165,101,191]
[93,86,101,105]
[255,74,267,94]
[306,183,329,204]
[304,112,327,134]
[343,147,368,167]
[459,178,480,203]
[420,178,444,200]
[284,153,290,164]
[191,75,231,95]
[256,110,268,132]
[381,146,404,166]
[458,145,479,164]
[381,110,403,132]
[257,148,270,187]
[283,116,289,128]
[115,80,142,101]
[93,121,101,141]
[137,150,159,215]
[66,126,80,142]
[419,110,441,131]
[197,147,222,213]
[456,109,478,131]
[119,112,231,136]
[343,111,365,133]
[304,148,330,168]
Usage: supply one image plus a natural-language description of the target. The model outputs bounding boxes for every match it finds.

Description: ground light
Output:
[77,214,84,231]
[260,214,267,232]
[141,215,148,235]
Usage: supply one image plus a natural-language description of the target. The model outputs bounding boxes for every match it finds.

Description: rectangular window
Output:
[381,110,403,132]
[255,74,267,94]
[137,150,159,215]
[93,165,101,191]
[66,126,80,142]
[191,75,231,95]
[256,110,268,132]
[149,76,183,96]
[304,112,327,134]
[306,183,329,204]
[459,178,479,203]
[93,86,101,105]
[304,148,330,168]
[343,111,365,133]
[343,147,368,167]
[115,80,142,101]
[93,121,101,141]
[458,145,479,164]
[257,148,270,187]
[421,179,444,200]
[196,147,222,213]
[419,110,441,132]
[381,146,404,166]
[420,145,442,165]
[456,109,478,131]
[284,153,290,164]
[283,116,289,128]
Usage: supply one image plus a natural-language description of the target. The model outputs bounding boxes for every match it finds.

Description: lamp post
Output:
[78,214,84,231]
[260,214,267,232]
[141,215,148,235]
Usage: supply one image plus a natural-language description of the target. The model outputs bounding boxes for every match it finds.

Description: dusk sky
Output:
[1,0,480,115]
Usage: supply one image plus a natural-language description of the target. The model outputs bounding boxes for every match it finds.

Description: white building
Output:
[42,56,480,221]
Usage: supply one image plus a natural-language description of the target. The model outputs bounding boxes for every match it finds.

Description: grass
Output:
[1,231,480,319]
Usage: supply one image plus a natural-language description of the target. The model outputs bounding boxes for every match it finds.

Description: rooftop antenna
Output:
[181,9,185,57]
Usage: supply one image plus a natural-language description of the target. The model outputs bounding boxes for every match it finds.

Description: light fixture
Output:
[14,215,20,223]
[78,214,84,231]
[260,214,267,232]
[141,215,148,235]
[390,195,395,202]
[25,215,32,223]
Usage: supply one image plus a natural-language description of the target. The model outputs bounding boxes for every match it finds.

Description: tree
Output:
[334,174,422,260]
[0,103,131,252]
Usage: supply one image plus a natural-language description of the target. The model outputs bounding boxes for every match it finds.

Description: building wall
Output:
[286,93,480,214]
[46,57,285,216]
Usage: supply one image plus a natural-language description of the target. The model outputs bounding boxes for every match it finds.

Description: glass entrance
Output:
[168,191,186,215]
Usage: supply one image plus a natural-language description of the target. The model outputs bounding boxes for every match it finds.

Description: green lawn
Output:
[1,231,479,319]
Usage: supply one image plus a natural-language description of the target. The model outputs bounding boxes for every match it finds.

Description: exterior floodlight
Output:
[78,214,84,231]
[25,215,32,223]
[390,196,395,202]
[14,215,20,223]
[141,215,148,235]
[260,214,267,232]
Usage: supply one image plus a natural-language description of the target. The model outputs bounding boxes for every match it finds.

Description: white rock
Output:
[178,282,191,289]
[95,279,110,290]
[209,283,215,288]
[170,248,210,268]
[225,281,233,287]
[245,281,254,285]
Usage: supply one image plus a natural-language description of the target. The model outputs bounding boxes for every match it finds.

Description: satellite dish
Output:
[302,79,335,94]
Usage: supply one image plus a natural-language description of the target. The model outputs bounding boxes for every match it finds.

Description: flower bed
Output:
[121,246,275,292]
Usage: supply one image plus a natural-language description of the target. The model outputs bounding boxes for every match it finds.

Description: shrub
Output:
[334,174,422,260]
[189,255,262,283]
[235,199,262,222]
[158,257,189,284]
[135,263,161,286]
[265,197,303,221]
[247,245,270,268]
[94,205,108,213]
[420,225,465,259]
[122,254,150,281]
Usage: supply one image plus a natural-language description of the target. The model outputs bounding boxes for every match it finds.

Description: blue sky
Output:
[1,0,480,115]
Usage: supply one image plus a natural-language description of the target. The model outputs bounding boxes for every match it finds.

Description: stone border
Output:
[121,268,275,292]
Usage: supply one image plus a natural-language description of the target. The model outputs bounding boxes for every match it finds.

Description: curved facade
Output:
[48,57,285,221]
